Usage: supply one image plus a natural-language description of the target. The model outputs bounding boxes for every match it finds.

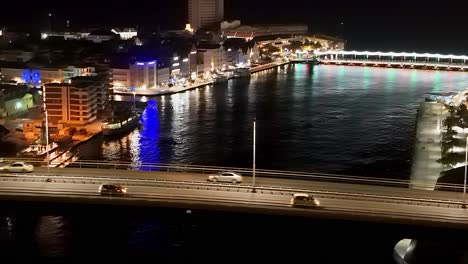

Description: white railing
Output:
[319,58,468,68]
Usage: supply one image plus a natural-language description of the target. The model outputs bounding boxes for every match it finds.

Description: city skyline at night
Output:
[1,0,467,52]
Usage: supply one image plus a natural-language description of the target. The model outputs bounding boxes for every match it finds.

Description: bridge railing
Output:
[2,157,464,191]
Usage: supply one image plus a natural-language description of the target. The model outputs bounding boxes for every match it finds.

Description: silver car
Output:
[290,193,320,208]
[1,162,34,173]
[207,172,243,184]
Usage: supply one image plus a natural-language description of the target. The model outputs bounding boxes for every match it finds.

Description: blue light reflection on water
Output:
[137,99,161,170]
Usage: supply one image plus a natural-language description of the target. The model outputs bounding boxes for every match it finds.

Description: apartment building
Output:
[44,77,99,127]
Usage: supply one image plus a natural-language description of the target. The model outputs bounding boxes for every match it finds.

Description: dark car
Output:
[98,184,128,195]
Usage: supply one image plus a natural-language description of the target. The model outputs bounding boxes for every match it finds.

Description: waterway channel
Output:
[78,63,468,179]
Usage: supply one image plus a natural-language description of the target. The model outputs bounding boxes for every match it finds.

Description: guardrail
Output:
[0,157,462,191]
[0,173,464,209]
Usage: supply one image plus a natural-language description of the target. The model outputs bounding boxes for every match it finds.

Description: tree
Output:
[264,44,280,54]
[438,152,466,166]
[286,41,303,52]
[458,104,468,117]
[443,116,461,130]
[442,137,465,155]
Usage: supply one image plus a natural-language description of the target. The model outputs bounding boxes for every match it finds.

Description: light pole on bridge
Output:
[252,119,257,193]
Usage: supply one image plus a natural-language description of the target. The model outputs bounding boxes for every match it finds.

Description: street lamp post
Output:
[252,119,256,193]
[132,91,136,111]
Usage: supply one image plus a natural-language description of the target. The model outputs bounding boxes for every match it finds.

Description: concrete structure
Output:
[44,78,99,127]
[188,0,224,31]
[2,164,468,232]
[410,102,448,190]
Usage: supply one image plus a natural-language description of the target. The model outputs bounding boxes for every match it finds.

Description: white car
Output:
[290,193,320,208]
[1,162,34,173]
[207,172,243,184]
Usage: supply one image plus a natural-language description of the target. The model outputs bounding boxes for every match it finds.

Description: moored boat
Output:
[102,112,141,136]
[234,68,251,78]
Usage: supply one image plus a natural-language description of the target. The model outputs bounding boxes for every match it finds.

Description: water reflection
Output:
[79,65,468,178]
[35,216,67,257]
[137,100,161,170]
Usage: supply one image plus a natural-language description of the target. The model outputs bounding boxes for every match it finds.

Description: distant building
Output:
[223,39,260,66]
[0,94,33,118]
[0,50,34,62]
[188,0,224,32]
[111,28,138,40]
[0,65,96,86]
[40,31,89,40]
[222,24,308,41]
[197,43,225,73]
[112,60,158,90]
[86,29,119,43]
[44,77,101,127]
[70,75,109,111]
[303,34,346,51]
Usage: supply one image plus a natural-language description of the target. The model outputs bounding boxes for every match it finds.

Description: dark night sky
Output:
[1,0,468,54]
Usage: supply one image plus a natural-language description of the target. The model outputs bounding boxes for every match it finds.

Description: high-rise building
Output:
[188,0,224,32]
[44,77,99,127]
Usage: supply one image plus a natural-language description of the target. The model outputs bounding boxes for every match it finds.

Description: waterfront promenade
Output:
[113,61,289,96]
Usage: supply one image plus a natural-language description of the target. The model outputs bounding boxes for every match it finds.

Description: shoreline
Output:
[112,61,291,96]
[410,102,448,190]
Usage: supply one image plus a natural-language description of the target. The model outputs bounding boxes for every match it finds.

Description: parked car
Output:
[98,184,128,196]
[0,162,34,173]
[290,193,320,208]
[207,172,243,184]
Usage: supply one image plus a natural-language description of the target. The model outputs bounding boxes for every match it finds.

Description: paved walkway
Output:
[410,102,448,190]
[113,61,290,96]
[114,80,218,96]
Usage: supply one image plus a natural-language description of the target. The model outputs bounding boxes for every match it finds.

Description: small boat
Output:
[102,112,142,136]
[234,68,251,78]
